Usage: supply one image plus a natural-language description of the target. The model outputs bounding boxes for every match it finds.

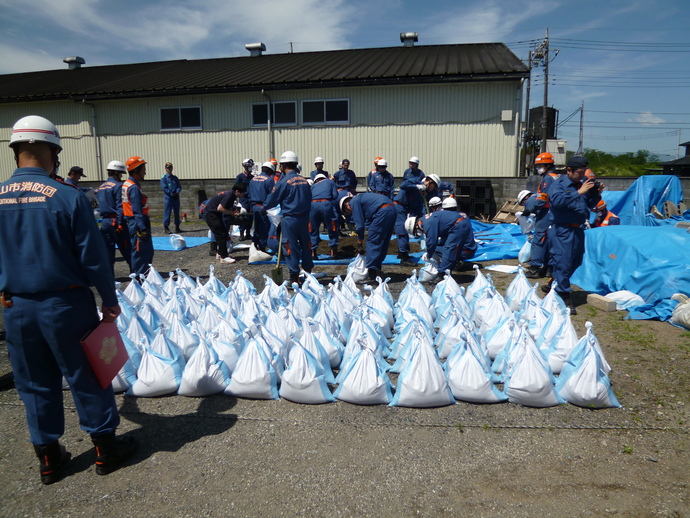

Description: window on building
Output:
[251,101,297,126]
[160,106,202,131]
[302,99,349,124]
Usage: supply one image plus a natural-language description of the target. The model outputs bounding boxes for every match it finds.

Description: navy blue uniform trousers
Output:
[5,288,120,444]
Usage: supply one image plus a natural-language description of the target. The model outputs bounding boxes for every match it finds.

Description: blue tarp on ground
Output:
[572,225,690,321]
[153,236,209,251]
[602,175,683,226]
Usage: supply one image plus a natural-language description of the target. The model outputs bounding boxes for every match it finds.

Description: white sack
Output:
[178,340,231,396]
[279,345,335,404]
[224,339,280,400]
[334,347,393,405]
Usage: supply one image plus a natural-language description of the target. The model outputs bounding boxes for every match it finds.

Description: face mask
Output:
[536,166,546,174]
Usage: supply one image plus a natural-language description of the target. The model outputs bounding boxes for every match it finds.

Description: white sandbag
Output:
[556,323,621,408]
[518,239,531,264]
[204,264,226,295]
[279,344,335,404]
[169,233,186,250]
[309,320,344,368]
[296,319,334,383]
[175,268,197,292]
[484,314,517,360]
[209,336,241,374]
[445,342,508,404]
[290,287,317,318]
[248,243,273,264]
[167,315,199,361]
[418,256,440,283]
[505,266,533,312]
[504,339,564,408]
[334,347,393,405]
[123,274,146,307]
[224,338,280,400]
[125,314,154,349]
[138,302,169,332]
[346,254,368,284]
[128,347,183,397]
[389,340,455,408]
[465,264,490,305]
[546,312,581,374]
[472,285,511,335]
[266,205,282,226]
[670,293,690,329]
[178,339,231,396]
[607,290,646,311]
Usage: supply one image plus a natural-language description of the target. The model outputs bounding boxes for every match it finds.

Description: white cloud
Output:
[634,112,666,125]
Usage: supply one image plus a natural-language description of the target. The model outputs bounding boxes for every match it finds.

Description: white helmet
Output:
[314,156,324,164]
[339,194,353,212]
[106,160,127,173]
[427,174,440,187]
[409,156,420,164]
[314,173,327,182]
[404,216,419,237]
[517,189,532,205]
[377,158,388,167]
[10,115,62,150]
[428,196,442,208]
[262,161,276,172]
[279,150,299,164]
[442,197,458,209]
[242,158,254,167]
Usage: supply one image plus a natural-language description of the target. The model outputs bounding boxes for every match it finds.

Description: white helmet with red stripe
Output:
[9,115,62,150]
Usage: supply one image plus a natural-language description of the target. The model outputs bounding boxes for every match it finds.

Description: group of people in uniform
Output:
[517,152,617,314]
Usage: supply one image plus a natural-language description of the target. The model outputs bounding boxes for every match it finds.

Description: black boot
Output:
[34,441,71,485]
[174,225,182,233]
[541,277,553,294]
[399,252,415,267]
[525,265,543,279]
[209,243,217,257]
[559,291,577,315]
[91,432,137,476]
[289,273,301,287]
[312,249,319,260]
[164,226,170,234]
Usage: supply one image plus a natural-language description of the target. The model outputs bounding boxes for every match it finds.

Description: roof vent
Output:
[245,43,266,57]
[400,32,418,47]
[63,56,86,70]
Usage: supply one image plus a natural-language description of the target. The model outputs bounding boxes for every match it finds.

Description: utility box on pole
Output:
[546,139,567,167]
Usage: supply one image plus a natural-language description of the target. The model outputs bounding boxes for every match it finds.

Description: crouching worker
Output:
[340,193,397,282]
[203,183,247,264]
[591,201,620,228]
[410,208,477,281]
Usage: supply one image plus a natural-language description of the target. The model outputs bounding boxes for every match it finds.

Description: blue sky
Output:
[1,0,688,158]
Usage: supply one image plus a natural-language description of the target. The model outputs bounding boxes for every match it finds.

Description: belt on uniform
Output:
[455,217,466,224]
[312,199,331,202]
[379,203,393,210]
[2,284,83,307]
[558,222,582,228]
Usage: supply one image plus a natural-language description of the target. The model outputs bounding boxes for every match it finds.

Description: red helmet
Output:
[534,152,554,165]
[126,156,147,171]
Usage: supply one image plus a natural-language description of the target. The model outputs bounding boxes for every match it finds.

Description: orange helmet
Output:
[534,152,554,165]
[374,156,382,165]
[126,156,146,171]
[269,158,278,167]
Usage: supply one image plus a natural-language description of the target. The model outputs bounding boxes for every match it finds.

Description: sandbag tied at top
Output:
[555,322,620,408]
[257,274,288,312]
[430,271,463,312]
[345,253,369,284]
[465,264,491,306]
[178,339,231,397]
[504,324,564,408]
[334,344,393,406]
[230,270,258,297]
[544,310,580,375]
[484,313,518,361]
[308,319,344,369]
[175,268,197,292]
[138,302,169,334]
[128,346,184,397]
[125,313,154,349]
[472,284,512,335]
[123,273,146,307]
[279,344,335,404]
[224,338,279,400]
[296,318,334,384]
[390,338,455,408]
[301,271,326,305]
[145,264,166,286]
[290,285,317,318]
[505,266,533,312]
[445,341,508,404]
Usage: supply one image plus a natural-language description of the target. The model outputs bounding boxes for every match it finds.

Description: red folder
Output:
[80,321,129,389]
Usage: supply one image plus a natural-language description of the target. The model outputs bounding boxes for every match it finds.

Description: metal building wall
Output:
[0,81,522,182]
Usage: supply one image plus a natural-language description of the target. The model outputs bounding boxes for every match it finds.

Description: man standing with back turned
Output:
[160,161,182,233]
[0,115,136,485]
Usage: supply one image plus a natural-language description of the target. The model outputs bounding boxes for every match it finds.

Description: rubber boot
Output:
[399,252,415,267]
[34,441,71,485]
[559,291,577,315]
[289,273,301,287]
[312,248,319,260]
[164,226,170,234]
[91,432,137,476]
[330,245,339,258]
[174,225,182,233]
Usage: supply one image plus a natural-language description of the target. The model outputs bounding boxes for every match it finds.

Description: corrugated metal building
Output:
[0,41,528,183]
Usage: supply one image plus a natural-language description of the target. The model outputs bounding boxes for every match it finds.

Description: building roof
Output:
[0,43,528,103]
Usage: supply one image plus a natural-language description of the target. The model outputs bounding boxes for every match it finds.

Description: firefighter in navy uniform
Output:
[544,156,603,314]
[235,158,255,240]
[263,151,314,285]
[96,160,131,273]
[0,115,136,485]
[122,156,153,276]
[309,172,340,258]
[249,162,276,253]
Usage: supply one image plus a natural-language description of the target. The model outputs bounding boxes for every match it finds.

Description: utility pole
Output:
[577,101,584,155]
[523,50,533,176]
[540,28,550,152]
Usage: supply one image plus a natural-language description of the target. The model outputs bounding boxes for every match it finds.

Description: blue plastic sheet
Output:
[603,175,683,226]
[571,226,690,321]
[153,236,209,251]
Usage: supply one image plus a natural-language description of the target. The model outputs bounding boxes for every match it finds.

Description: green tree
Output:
[566,149,661,176]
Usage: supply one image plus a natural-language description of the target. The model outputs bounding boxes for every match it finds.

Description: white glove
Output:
[417,184,426,192]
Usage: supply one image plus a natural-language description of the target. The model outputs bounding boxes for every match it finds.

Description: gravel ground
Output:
[1,219,688,518]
